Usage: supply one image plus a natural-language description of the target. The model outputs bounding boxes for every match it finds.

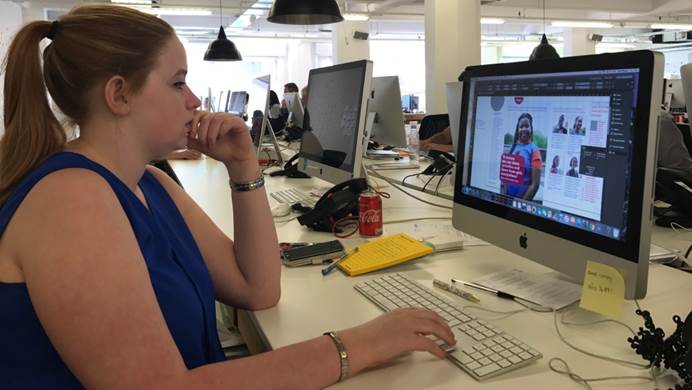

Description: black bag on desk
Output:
[297,178,368,233]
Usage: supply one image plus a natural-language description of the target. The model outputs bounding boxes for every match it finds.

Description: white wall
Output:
[0,1,23,136]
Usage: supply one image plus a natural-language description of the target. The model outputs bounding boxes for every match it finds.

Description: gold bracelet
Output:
[229,175,264,192]
[323,331,349,382]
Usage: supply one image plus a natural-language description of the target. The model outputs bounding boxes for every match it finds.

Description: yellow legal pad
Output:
[337,233,433,276]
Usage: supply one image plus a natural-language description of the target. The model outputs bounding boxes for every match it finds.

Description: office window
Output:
[370,39,426,112]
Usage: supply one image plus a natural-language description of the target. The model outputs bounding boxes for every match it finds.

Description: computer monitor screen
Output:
[445,81,463,155]
[368,76,407,148]
[284,92,304,128]
[453,51,663,299]
[299,60,373,184]
[246,75,271,149]
[229,91,248,116]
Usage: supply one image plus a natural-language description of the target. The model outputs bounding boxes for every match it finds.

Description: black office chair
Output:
[151,160,183,187]
[418,114,450,141]
[675,122,692,159]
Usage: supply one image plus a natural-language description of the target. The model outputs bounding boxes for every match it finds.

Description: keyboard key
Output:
[474,363,501,377]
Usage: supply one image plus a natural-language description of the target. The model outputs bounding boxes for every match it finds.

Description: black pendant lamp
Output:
[204,0,242,61]
[529,0,559,61]
[267,0,344,25]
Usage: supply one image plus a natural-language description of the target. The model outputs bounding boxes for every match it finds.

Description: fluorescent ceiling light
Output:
[650,23,692,30]
[140,8,213,16]
[481,18,505,25]
[343,13,369,21]
[552,20,613,29]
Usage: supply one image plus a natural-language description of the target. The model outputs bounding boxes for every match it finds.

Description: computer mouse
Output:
[271,204,292,218]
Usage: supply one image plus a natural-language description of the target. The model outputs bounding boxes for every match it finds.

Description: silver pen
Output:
[433,279,481,303]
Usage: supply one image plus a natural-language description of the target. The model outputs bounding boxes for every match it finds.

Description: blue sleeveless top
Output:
[0,152,225,389]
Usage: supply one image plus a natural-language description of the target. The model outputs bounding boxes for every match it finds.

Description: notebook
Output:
[337,233,433,276]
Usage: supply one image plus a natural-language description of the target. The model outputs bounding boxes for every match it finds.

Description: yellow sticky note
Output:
[579,261,625,319]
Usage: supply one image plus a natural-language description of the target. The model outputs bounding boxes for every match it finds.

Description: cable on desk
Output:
[548,358,653,390]
[421,172,438,193]
[401,173,422,186]
[553,307,651,369]
[366,169,452,210]
[434,167,454,196]
[460,305,527,320]
[685,243,692,259]
[670,222,692,234]
[384,216,451,224]
[331,215,359,238]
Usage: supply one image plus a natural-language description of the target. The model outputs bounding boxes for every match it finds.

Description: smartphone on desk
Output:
[281,240,345,267]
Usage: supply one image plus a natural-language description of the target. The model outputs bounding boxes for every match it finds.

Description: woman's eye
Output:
[174,81,186,89]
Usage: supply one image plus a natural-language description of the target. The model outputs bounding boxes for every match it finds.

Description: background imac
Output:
[229,91,248,116]
[682,63,692,115]
[246,75,271,150]
[453,52,663,299]
[298,60,373,184]
[368,76,408,148]
[663,79,686,114]
[284,92,304,128]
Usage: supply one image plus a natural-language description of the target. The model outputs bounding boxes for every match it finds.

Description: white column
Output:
[424,0,481,115]
[332,20,370,64]
[563,28,597,57]
[286,41,315,90]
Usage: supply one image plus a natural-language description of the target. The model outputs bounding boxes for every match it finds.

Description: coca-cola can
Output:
[358,190,383,237]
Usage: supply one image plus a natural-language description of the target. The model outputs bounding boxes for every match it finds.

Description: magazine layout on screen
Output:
[462,69,640,241]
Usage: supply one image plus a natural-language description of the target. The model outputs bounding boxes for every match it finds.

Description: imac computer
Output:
[229,91,248,117]
[298,60,373,184]
[663,79,686,114]
[246,75,282,161]
[453,50,663,299]
[445,81,463,155]
[284,92,304,128]
[368,76,408,148]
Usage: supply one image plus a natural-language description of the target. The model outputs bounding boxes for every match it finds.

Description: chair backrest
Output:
[418,114,450,140]
[675,122,692,159]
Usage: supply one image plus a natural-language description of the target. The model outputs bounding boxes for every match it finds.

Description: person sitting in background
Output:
[301,85,309,107]
[420,127,453,153]
[0,5,454,389]
[268,90,287,133]
[282,82,300,109]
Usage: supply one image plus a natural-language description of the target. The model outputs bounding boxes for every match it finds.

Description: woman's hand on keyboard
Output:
[338,308,456,376]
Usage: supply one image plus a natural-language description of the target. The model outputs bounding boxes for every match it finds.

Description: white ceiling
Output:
[13,0,692,45]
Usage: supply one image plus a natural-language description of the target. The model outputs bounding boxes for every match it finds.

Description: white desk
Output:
[170,158,692,389]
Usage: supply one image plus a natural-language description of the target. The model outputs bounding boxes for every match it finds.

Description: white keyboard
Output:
[354,274,542,381]
[270,188,315,206]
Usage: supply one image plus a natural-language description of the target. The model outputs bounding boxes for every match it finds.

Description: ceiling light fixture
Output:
[204,0,242,61]
[267,0,344,25]
[481,18,505,25]
[343,13,369,21]
[650,23,692,30]
[552,20,613,29]
[530,0,559,61]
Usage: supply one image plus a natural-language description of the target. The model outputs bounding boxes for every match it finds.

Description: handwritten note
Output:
[579,261,625,319]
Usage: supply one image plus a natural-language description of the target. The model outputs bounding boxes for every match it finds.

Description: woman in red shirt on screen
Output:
[503,113,543,200]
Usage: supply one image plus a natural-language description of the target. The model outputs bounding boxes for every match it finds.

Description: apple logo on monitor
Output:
[519,233,528,249]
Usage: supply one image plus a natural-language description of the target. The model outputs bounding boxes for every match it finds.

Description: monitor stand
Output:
[256,119,284,165]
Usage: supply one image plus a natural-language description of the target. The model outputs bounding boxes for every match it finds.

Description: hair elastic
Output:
[45,20,59,40]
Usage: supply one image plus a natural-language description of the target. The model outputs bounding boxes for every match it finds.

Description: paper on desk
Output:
[579,261,625,320]
[472,269,581,310]
[394,221,489,249]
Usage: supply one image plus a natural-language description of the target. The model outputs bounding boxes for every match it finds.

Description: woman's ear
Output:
[103,75,131,117]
